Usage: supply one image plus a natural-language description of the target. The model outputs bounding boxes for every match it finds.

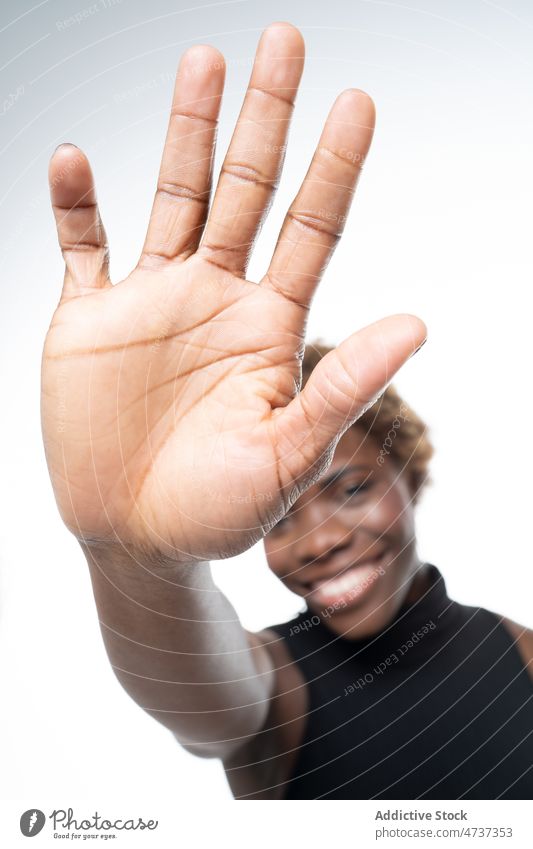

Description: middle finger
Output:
[198,22,304,276]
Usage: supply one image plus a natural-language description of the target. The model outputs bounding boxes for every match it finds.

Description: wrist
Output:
[79,539,215,604]
[80,537,205,570]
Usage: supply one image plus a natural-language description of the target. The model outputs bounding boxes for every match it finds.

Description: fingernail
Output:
[410,338,427,358]
[54,142,78,153]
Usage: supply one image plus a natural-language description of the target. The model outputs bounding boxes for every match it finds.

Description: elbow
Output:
[172,698,271,761]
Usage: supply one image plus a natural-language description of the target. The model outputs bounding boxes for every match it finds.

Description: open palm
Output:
[41,23,426,563]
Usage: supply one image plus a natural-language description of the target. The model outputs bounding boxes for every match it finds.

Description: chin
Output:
[315,591,390,629]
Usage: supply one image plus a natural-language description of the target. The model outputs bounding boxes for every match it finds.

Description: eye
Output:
[345,483,370,497]
[270,513,292,534]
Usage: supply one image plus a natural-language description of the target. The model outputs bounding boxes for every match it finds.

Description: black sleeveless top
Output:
[269,564,533,799]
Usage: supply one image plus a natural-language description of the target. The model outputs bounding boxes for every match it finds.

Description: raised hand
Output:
[41,22,426,564]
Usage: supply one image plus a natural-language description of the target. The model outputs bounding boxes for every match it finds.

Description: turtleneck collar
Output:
[300,563,454,654]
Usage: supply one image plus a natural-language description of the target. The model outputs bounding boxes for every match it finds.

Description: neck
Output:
[403,560,432,604]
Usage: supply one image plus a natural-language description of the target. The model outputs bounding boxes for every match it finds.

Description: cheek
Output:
[387,491,416,545]
[358,489,414,542]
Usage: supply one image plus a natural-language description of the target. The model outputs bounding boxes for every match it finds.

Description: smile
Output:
[307,549,389,609]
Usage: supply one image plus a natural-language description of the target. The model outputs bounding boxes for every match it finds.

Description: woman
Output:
[226,346,533,798]
[41,22,533,799]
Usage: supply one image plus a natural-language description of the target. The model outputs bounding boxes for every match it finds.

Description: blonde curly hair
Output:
[301,341,434,505]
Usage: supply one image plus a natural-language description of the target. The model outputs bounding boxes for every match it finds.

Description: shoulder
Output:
[499,615,533,679]
[451,595,533,678]
[221,626,308,799]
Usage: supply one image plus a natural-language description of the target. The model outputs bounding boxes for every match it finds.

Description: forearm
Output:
[81,542,274,759]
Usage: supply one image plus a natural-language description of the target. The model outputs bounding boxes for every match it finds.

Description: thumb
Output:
[49,143,111,301]
[272,313,427,491]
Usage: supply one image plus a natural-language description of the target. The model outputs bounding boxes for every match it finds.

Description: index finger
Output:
[262,89,375,308]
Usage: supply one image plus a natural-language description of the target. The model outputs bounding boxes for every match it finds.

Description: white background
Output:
[0,0,532,809]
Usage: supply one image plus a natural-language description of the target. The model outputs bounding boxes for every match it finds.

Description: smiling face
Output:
[263,424,428,638]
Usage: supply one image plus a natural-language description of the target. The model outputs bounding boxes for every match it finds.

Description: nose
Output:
[292,512,352,567]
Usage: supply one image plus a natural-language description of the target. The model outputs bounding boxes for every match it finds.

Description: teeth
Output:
[311,562,381,602]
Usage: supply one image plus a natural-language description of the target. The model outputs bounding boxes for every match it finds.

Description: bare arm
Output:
[83,542,274,760]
